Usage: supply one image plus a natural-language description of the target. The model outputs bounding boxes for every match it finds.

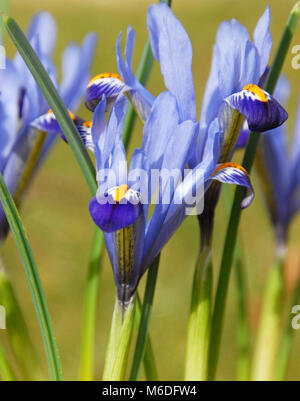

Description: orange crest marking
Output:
[88,73,124,87]
[82,121,92,128]
[212,162,248,176]
[47,109,76,120]
[243,84,268,103]
[114,184,129,203]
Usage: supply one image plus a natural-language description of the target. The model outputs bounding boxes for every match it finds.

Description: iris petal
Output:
[225,84,288,132]
[31,109,77,134]
[85,73,125,112]
[211,162,254,208]
[89,187,143,233]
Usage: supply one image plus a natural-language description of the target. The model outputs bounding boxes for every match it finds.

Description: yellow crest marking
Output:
[88,72,124,87]
[82,121,92,128]
[212,162,248,176]
[243,84,268,103]
[47,109,76,120]
[115,184,129,203]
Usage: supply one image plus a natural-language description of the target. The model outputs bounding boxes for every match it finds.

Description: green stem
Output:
[130,254,160,381]
[252,256,285,380]
[0,172,62,380]
[79,228,104,381]
[135,293,158,381]
[184,247,212,380]
[223,185,251,381]
[208,3,300,380]
[102,297,135,381]
[0,344,17,381]
[234,246,251,381]
[275,268,300,380]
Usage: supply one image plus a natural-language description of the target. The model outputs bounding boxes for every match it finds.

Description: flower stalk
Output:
[184,234,212,381]
[102,297,135,381]
[252,255,285,380]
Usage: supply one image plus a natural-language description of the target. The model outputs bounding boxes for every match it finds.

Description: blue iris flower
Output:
[88,92,257,306]
[83,4,288,305]
[0,12,96,240]
[86,3,287,205]
[256,76,300,249]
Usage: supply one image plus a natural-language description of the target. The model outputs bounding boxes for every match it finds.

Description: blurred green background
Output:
[1,0,300,380]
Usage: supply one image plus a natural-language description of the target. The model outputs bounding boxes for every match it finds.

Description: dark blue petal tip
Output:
[85,73,125,112]
[226,84,288,132]
[89,186,143,233]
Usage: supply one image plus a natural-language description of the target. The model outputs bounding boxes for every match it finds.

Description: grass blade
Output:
[0,172,62,380]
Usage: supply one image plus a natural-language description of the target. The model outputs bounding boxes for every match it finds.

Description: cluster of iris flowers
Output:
[0,1,299,381]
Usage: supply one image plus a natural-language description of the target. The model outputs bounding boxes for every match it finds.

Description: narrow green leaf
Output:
[209,3,300,380]
[2,15,97,195]
[0,172,62,380]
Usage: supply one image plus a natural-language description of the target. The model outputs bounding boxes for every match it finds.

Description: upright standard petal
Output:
[116,26,155,121]
[147,3,196,122]
[253,6,272,77]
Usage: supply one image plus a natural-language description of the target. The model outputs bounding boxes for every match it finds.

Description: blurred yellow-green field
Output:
[1,0,300,380]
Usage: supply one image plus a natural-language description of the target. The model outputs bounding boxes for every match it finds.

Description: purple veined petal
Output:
[89,186,143,233]
[211,162,254,209]
[30,109,78,134]
[147,3,196,122]
[225,84,288,132]
[76,121,94,151]
[85,72,125,112]
[116,27,155,122]
[253,6,272,77]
